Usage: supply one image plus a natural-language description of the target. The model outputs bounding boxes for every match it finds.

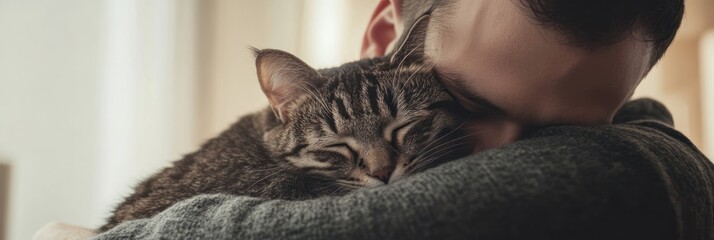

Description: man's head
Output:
[361,0,684,151]
[396,0,683,67]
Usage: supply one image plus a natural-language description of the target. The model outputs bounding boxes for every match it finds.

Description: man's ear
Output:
[253,48,321,122]
[361,0,404,59]
[390,11,431,65]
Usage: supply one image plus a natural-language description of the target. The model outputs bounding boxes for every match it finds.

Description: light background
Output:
[0,1,712,239]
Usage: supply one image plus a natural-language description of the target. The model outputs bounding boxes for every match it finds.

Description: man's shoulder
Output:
[420,118,709,239]
[519,114,713,200]
[487,115,713,240]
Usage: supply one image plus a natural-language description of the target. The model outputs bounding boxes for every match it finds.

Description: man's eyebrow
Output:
[436,71,505,115]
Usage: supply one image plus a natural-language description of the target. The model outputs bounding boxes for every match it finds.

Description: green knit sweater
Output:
[93,99,714,240]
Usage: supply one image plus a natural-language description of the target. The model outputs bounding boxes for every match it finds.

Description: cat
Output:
[100,12,473,232]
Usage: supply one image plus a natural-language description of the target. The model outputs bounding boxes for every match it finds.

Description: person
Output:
[34,0,713,239]
[362,0,682,151]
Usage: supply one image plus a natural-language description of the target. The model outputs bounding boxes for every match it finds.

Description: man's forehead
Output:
[426,0,652,125]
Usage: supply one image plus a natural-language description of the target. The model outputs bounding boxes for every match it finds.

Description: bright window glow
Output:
[301,0,346,68]
[98,0,178,223]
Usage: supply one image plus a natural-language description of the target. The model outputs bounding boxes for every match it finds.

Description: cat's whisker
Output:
[408,144,467,173]
[314,184,340,194]
[407,141,470,172]
[406,143,463,174]
[412,141,470,170]
[410,141,467,168]
[246,168,288,190]
[416,132,475,161]
[391,42,424,89]
[421,147,464,168]
[404,66,421,83]
[252,166,285,172]
[297,82,333,115]
[416,118,471,157]
[335,180,362,188]
[331,185,347,196]
[395,42,424,76]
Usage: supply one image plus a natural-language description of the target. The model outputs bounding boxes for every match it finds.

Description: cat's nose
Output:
[368,167,394,184]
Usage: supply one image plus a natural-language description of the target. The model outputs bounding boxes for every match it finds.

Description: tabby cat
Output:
[101,12,472,231]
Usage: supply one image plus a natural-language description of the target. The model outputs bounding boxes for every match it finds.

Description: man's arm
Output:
[93,103,713,239]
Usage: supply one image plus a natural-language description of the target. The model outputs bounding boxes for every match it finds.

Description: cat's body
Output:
[101,12,472,231]
[101,107,320,231]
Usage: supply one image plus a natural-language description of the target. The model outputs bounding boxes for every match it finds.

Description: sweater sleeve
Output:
[92,101,714,240]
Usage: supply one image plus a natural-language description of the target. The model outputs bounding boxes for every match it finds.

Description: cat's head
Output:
[255,13,472,190]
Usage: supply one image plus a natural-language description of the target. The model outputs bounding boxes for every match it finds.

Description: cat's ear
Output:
[390,11,431,65]
[253,48,321,122]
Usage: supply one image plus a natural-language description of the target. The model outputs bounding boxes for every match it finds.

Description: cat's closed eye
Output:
[309,151,348,165]
[322,143,357,160]
[388,120,420,146]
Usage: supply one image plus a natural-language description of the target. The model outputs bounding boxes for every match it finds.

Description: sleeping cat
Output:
[100,12,472,231]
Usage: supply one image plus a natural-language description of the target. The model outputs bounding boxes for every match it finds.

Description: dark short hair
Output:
[400,0,684,68]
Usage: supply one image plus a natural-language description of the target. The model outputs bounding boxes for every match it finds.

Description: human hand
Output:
[32,222,97,240]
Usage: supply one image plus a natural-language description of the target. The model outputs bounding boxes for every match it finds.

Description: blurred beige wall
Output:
[634,0,714,155]
[0,1,201,239]
[0,1,104,239]
[194,0,380,142]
